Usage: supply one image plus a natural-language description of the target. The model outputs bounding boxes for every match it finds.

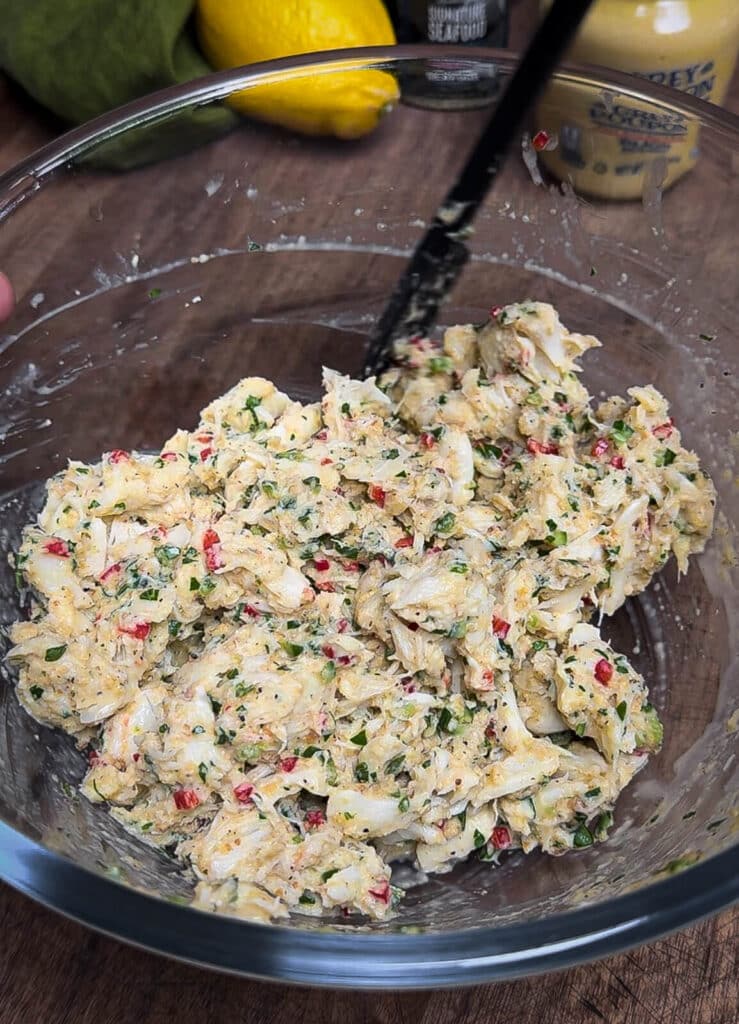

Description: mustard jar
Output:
[534,0,739,199]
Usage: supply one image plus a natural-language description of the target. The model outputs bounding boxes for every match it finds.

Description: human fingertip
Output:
[0,272,15,322]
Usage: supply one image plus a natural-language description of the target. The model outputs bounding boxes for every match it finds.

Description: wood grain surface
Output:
[1,3,737,1022]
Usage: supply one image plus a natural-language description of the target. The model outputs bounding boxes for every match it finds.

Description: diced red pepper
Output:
[343,560,361,573]
[594,658,613,684]
[108,449,129,464]
[118,621,151,641]
[394,536,413,549]
[320,457,333,465]
[305,809,326,829]
[316,581,336,593]
[160,451,178,462]
[195,433,212,444]
[88,747,102,767]
[199,447,213,461]
[368,880,391,904]
[321,644,336,659]
[610,455,626,470]
[591,438,610,457]
[527,438,559,456]
[44,538,70,558]
[401,676,416,694]
[315,429,328,441]
[489,305,503,318]
[532,130,550,151]
[491,825,512,849]
[337,619,349,633]
[313,557,330,572]
[202,528,219,549]
[242,603,262,618]
[202,528,223,571]
[173,788,200,810]
[132,752,140,763]
[479,671,495,692]
[368,484,386,508]
[100,563,121,584]
[652,419,674,440]
[484,718,497,738]
[280,756,298,773]
[419,432,436,449]
[233,782,254,804]
[492,616,511,639]
[337,654,353,666]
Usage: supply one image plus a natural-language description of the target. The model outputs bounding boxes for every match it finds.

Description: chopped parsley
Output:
[610,420,634,445]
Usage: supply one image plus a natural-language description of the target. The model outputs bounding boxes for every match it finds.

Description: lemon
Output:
[196,0,399,139]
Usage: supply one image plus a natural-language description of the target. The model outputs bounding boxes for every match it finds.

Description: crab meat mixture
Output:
[8,302,715,923]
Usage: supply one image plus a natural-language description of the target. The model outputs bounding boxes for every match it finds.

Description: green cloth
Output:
[0,0,238,169]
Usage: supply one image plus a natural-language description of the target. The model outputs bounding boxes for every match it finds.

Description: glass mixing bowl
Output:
[0,49,736,987]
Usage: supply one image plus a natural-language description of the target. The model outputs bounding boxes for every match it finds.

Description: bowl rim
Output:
[1,46,737,985]
[2,818,737,987]
[1,45,738,217]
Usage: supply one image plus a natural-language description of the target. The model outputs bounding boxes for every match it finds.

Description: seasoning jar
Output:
[534,0,739,199]
[388,1,509,109]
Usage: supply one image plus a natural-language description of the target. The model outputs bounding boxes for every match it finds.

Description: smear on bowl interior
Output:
[7,302,715,923]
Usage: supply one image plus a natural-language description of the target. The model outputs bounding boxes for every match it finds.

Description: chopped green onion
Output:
[280,640,304,658]
[611,420,634,445]
[434,511,456,534]
[155,545,181,564]
[321,661,336,683]
[655,448,677,467]
[428,355,452,375]
[573,824,593,848]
